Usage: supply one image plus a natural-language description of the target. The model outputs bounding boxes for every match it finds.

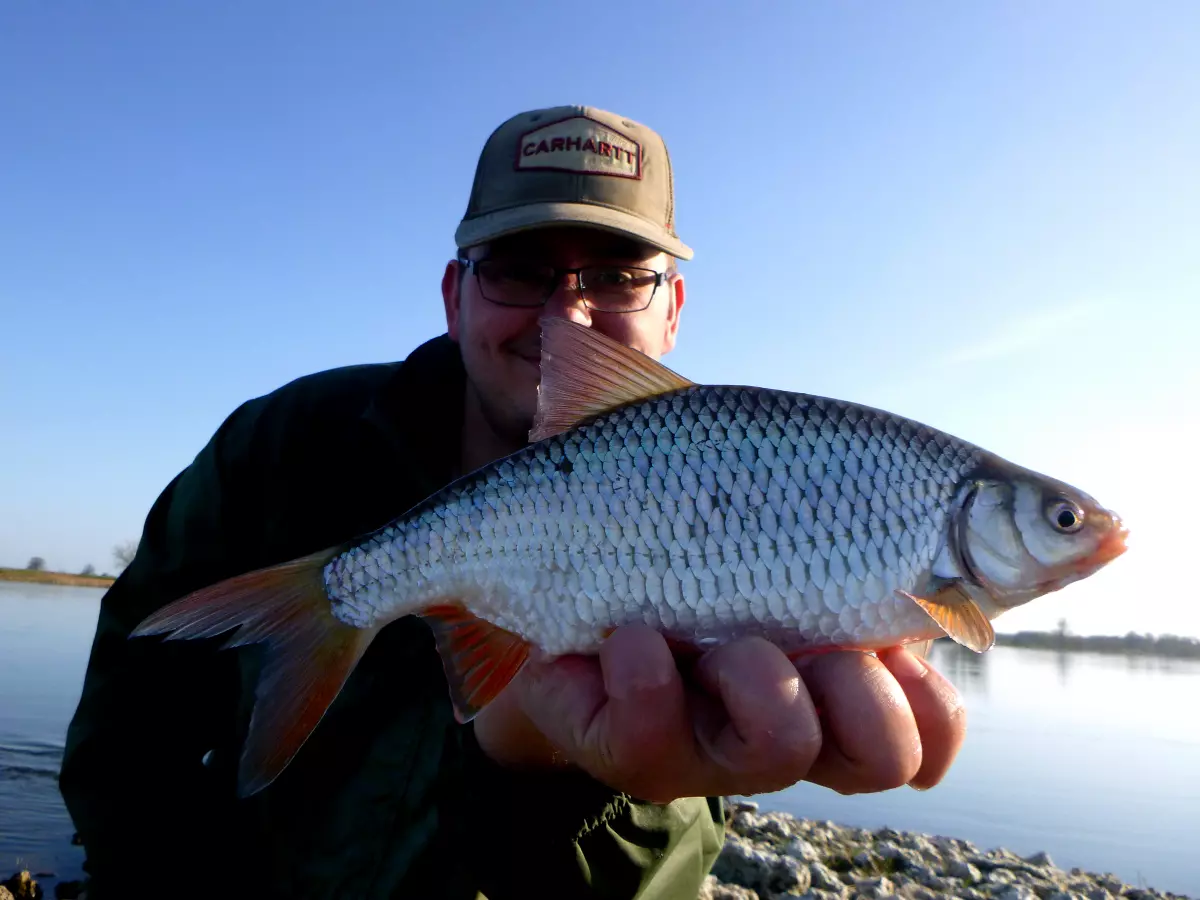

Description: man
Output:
[60,105,966,900]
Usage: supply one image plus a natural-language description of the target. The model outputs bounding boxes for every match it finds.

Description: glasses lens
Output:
[580,266,660,312]
[475,260,556,307]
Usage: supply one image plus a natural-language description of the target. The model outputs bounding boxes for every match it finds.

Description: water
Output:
[1,581,1198,897]
[0,581,103,890]
[761,640,1200,896]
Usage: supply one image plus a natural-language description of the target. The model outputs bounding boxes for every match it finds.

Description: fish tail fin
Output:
[131,547,375,797]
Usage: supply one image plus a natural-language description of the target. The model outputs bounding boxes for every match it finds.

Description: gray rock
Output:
[853,851,876,869]
[1025,851,1056,869]
[994,887,1040,900]
[1098,875,1126,895]
[907,864,943,889]
[949,860,983,882]
[699,875,760,900]
[808,862,844,892]
[854,876,894,899]
[1086,890,1112,900]
[712,835,812,897]
[784,838,821,863]
[987,868,1017,886]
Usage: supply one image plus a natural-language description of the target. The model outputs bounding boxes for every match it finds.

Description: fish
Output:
[131,316,1128,796]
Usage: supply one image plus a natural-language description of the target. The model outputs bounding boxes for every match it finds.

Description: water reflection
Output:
[927,638,990,696]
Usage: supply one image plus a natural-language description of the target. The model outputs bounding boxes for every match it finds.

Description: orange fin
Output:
[131,547,375,796]
[529,316,695,442]
[897,583,995,653]
[907,639,935,659]
[420,604,532,722]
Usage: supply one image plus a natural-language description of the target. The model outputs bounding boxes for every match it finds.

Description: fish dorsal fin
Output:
[529,317,696,442]
[897,582,996,653]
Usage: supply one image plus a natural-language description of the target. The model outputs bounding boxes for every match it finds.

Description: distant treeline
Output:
[995,630,1200,659]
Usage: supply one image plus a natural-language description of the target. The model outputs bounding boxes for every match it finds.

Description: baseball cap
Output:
[454,105,693,260]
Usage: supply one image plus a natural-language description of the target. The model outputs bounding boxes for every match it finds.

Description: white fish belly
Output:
[326,386,985,654]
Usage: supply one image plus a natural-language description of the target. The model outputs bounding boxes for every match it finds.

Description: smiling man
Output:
[59,105,967,900]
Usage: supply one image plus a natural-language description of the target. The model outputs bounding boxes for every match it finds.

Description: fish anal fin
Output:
[420,604,532,723]
[530,316,695,442]
[897,583,995,653]
[130,547,376,796]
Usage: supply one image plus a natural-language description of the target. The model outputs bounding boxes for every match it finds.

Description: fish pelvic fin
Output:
[897,583,996,653]
[529,316,696,442]
[130,547,375,797]
[419,603,532,722]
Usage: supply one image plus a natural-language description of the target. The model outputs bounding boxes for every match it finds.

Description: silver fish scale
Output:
[325,387,987,654]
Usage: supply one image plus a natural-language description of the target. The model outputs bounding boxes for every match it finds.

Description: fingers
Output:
[517,625,695,801]
[515,626,823,803]
[689,638,823,794]
[877,646,967,790]
[792,651,923,794]
[485,626,967,805]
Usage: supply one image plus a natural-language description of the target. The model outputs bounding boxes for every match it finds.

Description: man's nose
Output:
[542,274,592,325]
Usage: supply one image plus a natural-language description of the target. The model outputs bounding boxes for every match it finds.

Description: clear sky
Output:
[2,2,1196,638]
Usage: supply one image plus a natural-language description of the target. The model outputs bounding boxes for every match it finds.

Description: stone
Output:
[808,862,844,892]
[949,860,984,882]
[0,873,41,900]
[853,851,876,869]
[994,887,1039,900]
[784,838,821,863]
[699,875,760,900]
[0,888,12,900]
[854,876,895,899]
[1025,851,1056,869]
[712,835,812,897]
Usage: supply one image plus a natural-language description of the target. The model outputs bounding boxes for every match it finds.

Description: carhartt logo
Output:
[515,115,641,179]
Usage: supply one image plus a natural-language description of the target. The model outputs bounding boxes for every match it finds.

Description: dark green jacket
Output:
[59,333,725,900]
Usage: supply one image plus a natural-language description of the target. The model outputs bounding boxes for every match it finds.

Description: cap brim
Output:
[455,201,694,261]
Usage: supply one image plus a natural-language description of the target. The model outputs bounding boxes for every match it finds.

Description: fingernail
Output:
[606,651,673,700]
[884,648,930,681]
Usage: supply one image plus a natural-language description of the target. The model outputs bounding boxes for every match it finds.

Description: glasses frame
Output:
[459,257,670,313]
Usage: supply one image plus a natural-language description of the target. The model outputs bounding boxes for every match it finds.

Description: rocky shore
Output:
[703,798,1193,900]
[4,800,1190,900]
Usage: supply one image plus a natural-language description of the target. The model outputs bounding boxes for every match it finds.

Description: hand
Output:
[471,624,967,803]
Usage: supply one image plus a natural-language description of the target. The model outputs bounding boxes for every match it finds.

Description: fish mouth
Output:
[1093,515,1129,565]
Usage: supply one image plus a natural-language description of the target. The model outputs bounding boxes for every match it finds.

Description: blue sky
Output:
[2,2,1196,638]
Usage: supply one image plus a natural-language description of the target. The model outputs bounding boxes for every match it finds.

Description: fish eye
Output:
[1047,498,1085,533]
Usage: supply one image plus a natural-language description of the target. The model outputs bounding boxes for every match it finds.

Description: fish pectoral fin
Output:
[896,583,995,653]
[529,317,696,442]
[907,639,935,659]
[419,604,532,723]
[130,547,376,797]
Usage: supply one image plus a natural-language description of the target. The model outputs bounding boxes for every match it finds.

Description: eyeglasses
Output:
[459,258,670,313]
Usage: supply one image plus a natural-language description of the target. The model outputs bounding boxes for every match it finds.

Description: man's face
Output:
[441,225,686,445]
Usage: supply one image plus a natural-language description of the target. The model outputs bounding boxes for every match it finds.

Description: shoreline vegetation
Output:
[992,630,1200,660]
[0,567,115,588]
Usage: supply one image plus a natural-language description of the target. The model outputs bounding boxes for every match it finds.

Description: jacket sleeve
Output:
[58,397,275,897]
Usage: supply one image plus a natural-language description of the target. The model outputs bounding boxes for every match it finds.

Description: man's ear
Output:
[442,259,463,341]
[660,270,685,354]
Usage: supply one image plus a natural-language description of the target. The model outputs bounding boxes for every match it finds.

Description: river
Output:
[1,580,1197,896]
